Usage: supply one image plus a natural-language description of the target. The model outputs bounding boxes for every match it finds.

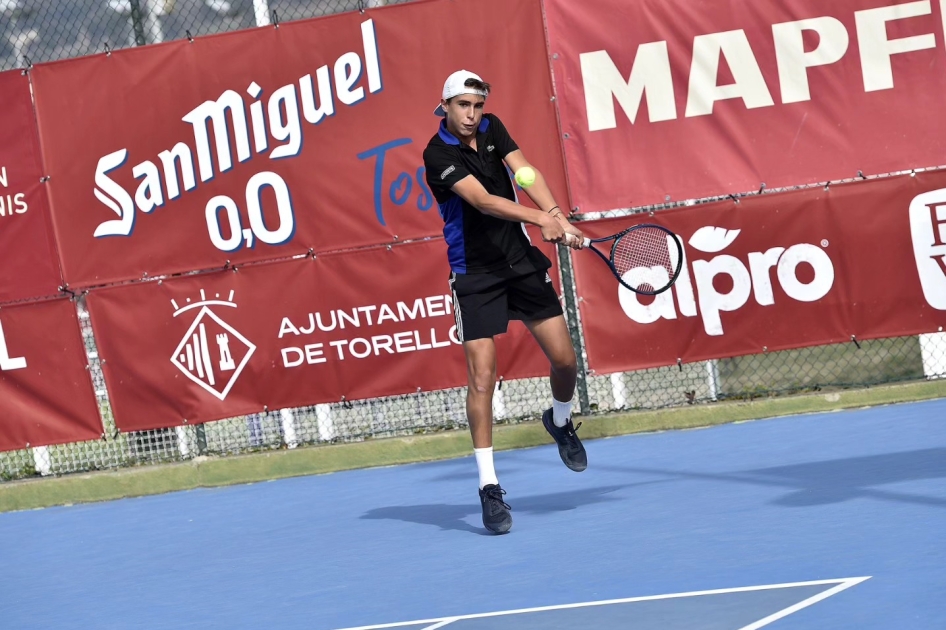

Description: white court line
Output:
[335,576,872,630]
[737,576,871,630]
[419,619,459,630]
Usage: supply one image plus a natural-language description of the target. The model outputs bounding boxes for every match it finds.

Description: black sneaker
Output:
[542,408,587,472]
[478,484,512,534]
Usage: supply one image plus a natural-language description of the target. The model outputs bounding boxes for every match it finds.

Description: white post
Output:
[143,0,164,44]
[253,0,270,26]
[316,404,335,441]
[610,372,627,409]
[176,426,190,458]
[919,332,946,379]
[280,408,298,448]
[705,359,721,401]
[32,446,51,476]
[492,382,507,420]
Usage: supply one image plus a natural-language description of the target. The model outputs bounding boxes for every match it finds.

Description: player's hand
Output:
[539,214,566,243]
[561,223,584,250]
[549,209,583,249]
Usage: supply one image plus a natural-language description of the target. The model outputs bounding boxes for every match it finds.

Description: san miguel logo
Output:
[92,19,383,252]
[909,189,946,310]
[170,290,255,400]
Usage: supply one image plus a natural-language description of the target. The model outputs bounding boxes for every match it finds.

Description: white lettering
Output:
[182,89,251,182]
[580,44,676,131]
[686,30,774,117]
[300,66,335,125]
[0,320,26,371]
[372,335,394,355]
[278,317,300,338]
[398,299,426,320]
[158,143,196,201]
[349,338,371,359]
[856,1,935,92]
[305,343,327,364]
[335,52,365,106]
[393,331,415,353]
[773,17,849,104]
[692,255,752,336]
[777,244,834,301]
[747,247,785,306]
[132,160,164,213]
[425,295,446,317]
[93,149,135,238]
[269,84,302,159]
[362,19,382,93]
[282,347,303,367]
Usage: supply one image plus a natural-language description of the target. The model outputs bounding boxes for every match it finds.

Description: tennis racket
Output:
[575,224,684,295]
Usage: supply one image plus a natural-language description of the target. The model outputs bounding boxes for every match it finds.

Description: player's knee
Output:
[470,369,495,393]
[552,353,578,375]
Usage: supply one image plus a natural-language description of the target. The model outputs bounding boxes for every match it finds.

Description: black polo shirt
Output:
[423,113,536,275]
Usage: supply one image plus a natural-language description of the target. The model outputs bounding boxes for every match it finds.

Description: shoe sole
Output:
[485,521,512,534]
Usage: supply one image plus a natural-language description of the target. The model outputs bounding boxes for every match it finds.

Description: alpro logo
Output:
[170,290,256,400]
[909,189,946,309]
[619,226,835,335]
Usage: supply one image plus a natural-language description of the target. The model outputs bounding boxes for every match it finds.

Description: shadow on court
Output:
[360,485,627,534]
[602,447,946,509]
[749,447,946,507]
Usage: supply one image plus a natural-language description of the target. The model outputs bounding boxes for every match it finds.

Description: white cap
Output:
[433,69,488,116]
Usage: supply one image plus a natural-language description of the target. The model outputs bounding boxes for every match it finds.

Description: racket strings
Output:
[611,227,678,294]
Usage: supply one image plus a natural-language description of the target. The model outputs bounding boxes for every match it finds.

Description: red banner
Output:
[0,299,102,451]
[85,236,561,432]
[0,70,62,303]
[30,0,567,288]
[546,0,946,212]
[573,172,946,373]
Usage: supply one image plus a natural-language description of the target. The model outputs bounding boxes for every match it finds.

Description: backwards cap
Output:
[434,69,488,116]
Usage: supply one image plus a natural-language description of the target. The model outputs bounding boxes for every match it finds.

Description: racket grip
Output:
[582,238,591,247]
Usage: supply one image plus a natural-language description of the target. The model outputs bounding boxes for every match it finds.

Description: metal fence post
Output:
[195,423,208,455]
[128,0,148,46]
[557,243,591,415]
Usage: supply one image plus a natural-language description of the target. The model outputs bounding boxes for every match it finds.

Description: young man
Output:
[423,70,587,535]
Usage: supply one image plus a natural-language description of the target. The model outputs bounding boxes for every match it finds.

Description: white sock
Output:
[552,397,573,428]
[474,447,499,489]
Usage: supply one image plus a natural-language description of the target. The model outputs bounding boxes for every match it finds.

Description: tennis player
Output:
[423,70,587,534]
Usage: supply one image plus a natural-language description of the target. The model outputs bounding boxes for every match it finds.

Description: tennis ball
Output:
[515,167,536,188]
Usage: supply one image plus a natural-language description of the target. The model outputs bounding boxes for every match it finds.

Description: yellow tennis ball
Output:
[515,167,536,188]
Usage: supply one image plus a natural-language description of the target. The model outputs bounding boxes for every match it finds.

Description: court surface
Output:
[1,398,944,629]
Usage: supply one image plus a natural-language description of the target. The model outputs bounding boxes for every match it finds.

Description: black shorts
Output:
[449,249,564,342]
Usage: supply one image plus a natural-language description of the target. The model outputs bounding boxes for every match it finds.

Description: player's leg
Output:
[462,336,498,463]
[524,315,587,471]
[451,272,513,534]
[523,315,577,407]
[508,265,588,471]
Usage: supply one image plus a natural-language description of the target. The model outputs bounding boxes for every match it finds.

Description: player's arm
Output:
[451,175,565,243]
[503,150,583,248]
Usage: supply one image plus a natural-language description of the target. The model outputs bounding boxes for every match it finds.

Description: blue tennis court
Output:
[1,398,944,629]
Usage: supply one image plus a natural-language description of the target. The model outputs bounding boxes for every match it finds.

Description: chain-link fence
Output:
[0,0,404,70]
[1,259,943,482]
[1,0,945,483]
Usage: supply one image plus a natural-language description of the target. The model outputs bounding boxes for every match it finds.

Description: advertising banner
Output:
[0,70,62,303]
[572,172,946,373]
[0,299,102,451]
[546,0,946,211]
[86,236,561,431]
[31,0,567,288]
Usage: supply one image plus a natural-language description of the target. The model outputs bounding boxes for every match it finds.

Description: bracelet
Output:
[546,205,560,214]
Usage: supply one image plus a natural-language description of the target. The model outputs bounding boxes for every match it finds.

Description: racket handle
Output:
[582,238,591,247]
